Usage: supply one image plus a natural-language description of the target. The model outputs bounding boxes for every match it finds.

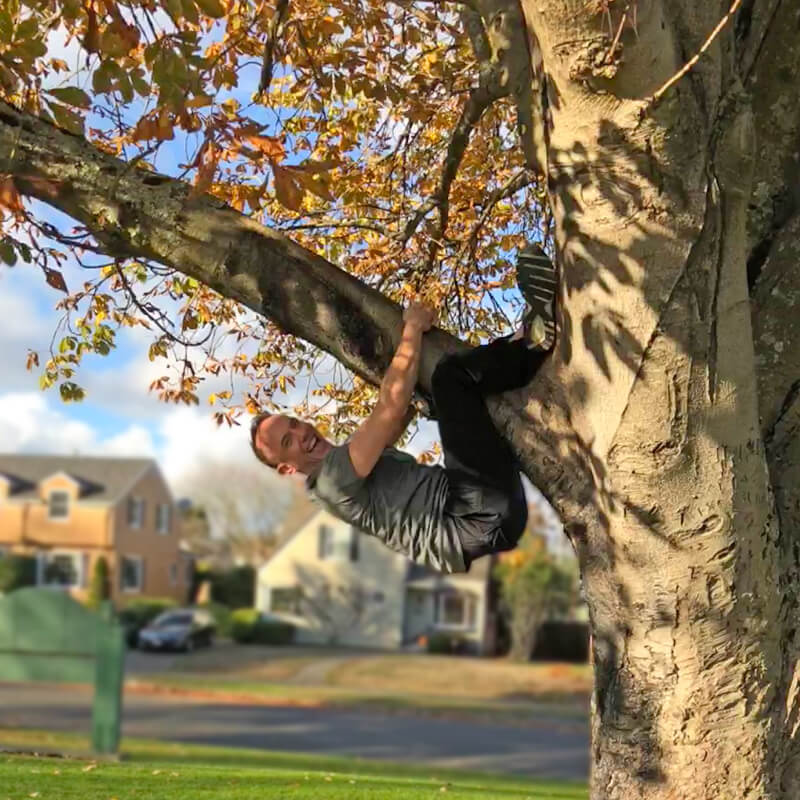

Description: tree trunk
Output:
[514,1,799,797]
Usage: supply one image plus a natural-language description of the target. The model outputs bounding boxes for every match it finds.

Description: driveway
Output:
[0,684,589,780]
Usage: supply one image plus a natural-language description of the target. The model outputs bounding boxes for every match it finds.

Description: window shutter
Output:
[349,528,359,562]
[140,558,146,591]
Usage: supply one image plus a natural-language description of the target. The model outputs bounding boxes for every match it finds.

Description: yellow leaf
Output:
[195,0,226,18]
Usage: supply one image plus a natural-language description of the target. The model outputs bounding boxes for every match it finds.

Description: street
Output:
[0,684,589,779]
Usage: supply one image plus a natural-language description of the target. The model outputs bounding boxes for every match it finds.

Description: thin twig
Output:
[650,0,743,103]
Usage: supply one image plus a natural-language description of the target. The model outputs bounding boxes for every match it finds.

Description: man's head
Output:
[250,412,333,476]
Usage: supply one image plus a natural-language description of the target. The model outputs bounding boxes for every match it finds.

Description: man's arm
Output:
[348,302,434,478]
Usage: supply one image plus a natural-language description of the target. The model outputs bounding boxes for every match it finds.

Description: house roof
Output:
[0,454,156,503]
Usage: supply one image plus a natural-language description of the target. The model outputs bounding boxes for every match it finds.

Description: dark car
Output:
[137,608,215,652]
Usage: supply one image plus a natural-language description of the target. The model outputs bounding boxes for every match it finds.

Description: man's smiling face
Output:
[255,414,333,476]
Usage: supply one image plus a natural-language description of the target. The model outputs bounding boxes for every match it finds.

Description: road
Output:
[0,684,588,779]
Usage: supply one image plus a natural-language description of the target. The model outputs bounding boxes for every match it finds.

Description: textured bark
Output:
[516,0,792,797]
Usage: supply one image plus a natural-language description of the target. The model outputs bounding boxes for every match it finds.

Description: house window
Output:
[127,497,145,529]
[270,587,302,614]
[169,563,178,586]
[435,592,476,630]
[120,555,144,592]
[318,524,359,561]
[40,552,83,587]
[48,490,70,520]
[156,503,171,534]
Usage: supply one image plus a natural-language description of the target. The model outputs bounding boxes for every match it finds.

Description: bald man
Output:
[251,245,556,572]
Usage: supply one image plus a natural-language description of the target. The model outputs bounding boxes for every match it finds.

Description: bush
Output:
[118,597,177,647]
[87,557,110,610]
[230,608,294,645]
[212,566,256,609]
[0,555,36,593]
[199,601,233,638]
[426,632,468,655]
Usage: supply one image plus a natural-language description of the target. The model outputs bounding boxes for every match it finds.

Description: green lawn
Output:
[0,730,587,800]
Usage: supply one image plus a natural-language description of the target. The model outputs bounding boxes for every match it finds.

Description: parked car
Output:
[137,608,215,652]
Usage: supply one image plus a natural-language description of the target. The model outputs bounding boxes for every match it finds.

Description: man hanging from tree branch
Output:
[250,245,556,573]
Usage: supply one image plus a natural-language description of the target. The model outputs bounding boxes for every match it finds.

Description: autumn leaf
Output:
[0,175,24,217]
[273,164,305,211]
[43,267,69,293]
[289,167,335,201]
[246,135,285,161]
[195,0,226,18]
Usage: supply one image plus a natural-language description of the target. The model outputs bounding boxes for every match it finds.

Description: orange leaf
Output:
[0,175,24,217]
[272,164,304,211]
[246,135,285,161]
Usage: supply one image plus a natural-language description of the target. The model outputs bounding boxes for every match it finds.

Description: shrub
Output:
[87,557,110,610]
[199,601,233,638]
[426,632,467,654]
[230,608,294,645]
[0,555,36,593]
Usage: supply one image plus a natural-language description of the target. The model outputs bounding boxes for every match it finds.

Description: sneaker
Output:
[516,243,557,350]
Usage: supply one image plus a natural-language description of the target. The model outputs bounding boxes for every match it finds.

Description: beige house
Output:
[0,454,190,606]
[256,507,496,654]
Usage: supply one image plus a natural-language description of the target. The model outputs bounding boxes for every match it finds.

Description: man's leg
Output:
[435,244,557,565]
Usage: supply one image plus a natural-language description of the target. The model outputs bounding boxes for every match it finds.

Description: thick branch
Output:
[0,100,462,400]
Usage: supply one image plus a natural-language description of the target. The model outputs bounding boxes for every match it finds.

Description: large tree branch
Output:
[0,100,463,401]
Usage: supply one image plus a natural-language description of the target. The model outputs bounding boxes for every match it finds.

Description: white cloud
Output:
[0,392,97,454]
[156,405,254,485]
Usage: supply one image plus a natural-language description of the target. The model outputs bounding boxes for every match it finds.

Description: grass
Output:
[129,648,591,724]
[0,729,588,800]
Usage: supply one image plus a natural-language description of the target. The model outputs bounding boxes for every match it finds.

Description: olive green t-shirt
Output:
[306,444,466,573]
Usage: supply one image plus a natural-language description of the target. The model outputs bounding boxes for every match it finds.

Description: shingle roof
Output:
[0,454,156,503]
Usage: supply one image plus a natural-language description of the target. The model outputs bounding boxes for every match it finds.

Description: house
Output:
[255,506,496,654]
[0,454,190,605]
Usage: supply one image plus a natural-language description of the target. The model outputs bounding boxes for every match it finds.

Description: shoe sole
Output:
[516,244,556,349]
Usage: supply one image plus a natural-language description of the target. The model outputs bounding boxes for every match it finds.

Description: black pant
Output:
[431,338,547,568]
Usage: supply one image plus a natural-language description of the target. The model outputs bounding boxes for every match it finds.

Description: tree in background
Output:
[494,532,575,662]
[87,555,110,610]
[177,462,291,566]
[1,1,799,795]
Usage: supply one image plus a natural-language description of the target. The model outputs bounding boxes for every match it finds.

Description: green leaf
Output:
[0,239,16,266]
[48,102,85,135]
[47,86,91,108]
[92,62,113,94]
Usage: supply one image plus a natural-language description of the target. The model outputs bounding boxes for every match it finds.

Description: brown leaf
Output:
[44,267,69,294]
[272,164,305,211]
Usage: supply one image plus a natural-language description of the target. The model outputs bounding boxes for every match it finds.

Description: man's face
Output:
[255,414,332,476]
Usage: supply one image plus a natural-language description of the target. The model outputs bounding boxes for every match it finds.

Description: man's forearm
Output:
[379,322,423,413]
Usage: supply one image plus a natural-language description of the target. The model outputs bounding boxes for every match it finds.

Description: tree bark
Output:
[514,0,792,797]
